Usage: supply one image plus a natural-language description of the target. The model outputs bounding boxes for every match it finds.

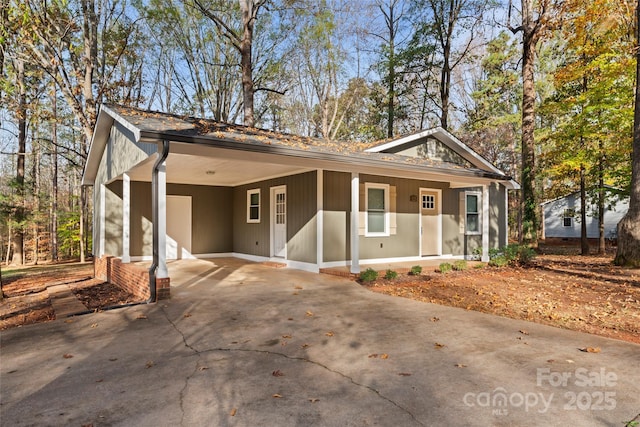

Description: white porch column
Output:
[482,184,490,262]
[316,169,324,269]
[350,172,360,274]
[156,160,168,278]
[122,173,131,263]
[99,184,105,258]
[503,186,510,248]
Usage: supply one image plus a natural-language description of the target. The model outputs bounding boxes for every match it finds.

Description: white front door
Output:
[420,189,441,256]
[271,186,287,258]
[167,195,192,259]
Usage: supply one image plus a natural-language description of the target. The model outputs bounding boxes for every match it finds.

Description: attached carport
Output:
[83,105,516,301]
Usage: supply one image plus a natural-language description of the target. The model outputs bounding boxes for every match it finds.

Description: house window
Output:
[563,209,574,227]
[465,192,481,235]
[422,194,435,210]
[366,183,389,236]
[247,189,260,223]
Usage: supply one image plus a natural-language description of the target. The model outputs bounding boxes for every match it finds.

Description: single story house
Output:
[82,104,519,300]
[541,188,629,242]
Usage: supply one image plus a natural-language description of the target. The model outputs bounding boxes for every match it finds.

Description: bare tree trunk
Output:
[614,0,640,266]
[520,35,538,245]
[5,223,11,265]
[11,58,26,265]
[579,164,589,255]
[33,133,41,265]
[51,83,59,262]
[597,142,606,254]
[239,0,255,127]
[509,0,549,247]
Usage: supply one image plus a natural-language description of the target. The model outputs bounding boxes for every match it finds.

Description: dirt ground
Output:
[1,249,639,345]
[363,250,640,345]
[0,262,137,330]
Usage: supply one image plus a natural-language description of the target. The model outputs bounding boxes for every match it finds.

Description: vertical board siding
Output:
[104,181,123,256]
[129,182,233,256]
[234,171,317,262]
[323,171,351,262]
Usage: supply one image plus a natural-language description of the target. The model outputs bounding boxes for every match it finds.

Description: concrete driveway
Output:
[1,258,639,426]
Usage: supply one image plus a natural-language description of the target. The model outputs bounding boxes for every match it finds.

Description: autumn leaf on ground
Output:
[282,334,292,339]
[95,379,104,383]
[294,286,303,290]
[199,366,209,371]
[398,372,412,376]
[63,354,73,359]
[519,330,529,335]
[580,347,601,353]
[455,363,467,368]
[368,354,378,358]
[430,317,440,322]
[434,343,445,349]
[183,313,192,318]
[91,323,98,328]
[230,408,237,417]
[301,343,310,349]
[272,394,283,398]
[145,361,155,368]
[64,319,74,323]
[306,311,314,317]
[109,358,118,362]
[325,331,334,337]
[272,370,284,377]
[380,353,389,359]
[308,398,320,403]
[136,314,147,320]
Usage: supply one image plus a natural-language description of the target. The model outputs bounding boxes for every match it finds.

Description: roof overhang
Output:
[82,105,518,189]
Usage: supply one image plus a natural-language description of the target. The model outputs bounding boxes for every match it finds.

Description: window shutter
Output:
[359,183,366,235]
[459,192,466,234]
[390,186,397,235]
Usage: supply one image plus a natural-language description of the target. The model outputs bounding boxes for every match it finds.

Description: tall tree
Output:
[542,0,634,254]
[508,0,556,244]
[20,0,145,261]
[191,0,267,127]
[412,0,492,130]
[615,0,640,267]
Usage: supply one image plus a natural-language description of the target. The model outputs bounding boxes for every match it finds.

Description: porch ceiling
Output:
[125,152,313,186]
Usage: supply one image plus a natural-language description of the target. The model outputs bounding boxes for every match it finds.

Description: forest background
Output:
[0,0,636,265]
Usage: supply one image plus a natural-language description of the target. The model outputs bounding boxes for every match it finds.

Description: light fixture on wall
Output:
[205,170,216,175]
[410,195,418,202]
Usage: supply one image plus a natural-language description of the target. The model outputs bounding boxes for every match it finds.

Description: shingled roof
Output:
[106,105,513,181]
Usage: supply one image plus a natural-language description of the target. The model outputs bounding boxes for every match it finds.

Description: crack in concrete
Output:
[208,347,426,426]
[161,308,423,426]
[161,307,200,427]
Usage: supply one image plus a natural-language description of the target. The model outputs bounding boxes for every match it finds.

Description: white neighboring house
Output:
[541,189,629,240]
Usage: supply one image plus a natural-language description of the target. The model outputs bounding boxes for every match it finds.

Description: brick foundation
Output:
[94,255,171,302]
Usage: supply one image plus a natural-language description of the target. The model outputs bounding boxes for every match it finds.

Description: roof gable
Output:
[366,127,507,176]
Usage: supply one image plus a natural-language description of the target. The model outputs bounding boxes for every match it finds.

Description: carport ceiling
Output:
[125,152,313,187]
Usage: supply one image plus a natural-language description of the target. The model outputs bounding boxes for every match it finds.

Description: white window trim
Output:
[465,191,482,236]
[365,183,390,237]
[247,189,260,223]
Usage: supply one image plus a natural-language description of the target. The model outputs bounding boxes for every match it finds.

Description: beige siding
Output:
[234,171,317,263]
[104,181,123,256]
[129,182,233,257]
[323,171,351,262]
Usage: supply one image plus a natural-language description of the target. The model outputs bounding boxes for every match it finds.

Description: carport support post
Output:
[350,172,360,274]
[156,161,169,279]
[122,173,130,263]
[99,184,105,258]
[482,184,490,262]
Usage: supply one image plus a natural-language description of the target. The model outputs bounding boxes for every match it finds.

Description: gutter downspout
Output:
[148,139,170,303]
